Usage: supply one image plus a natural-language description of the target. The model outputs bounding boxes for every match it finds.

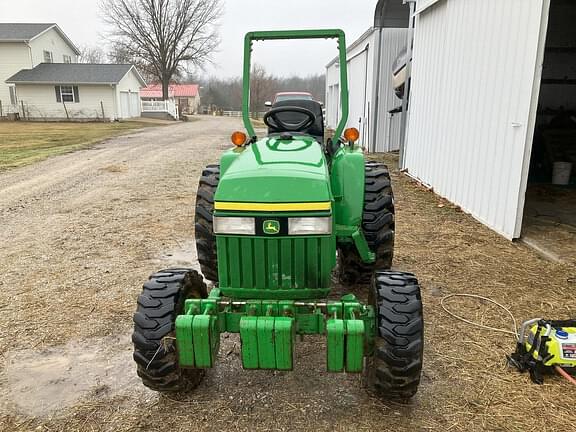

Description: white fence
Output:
[0,103,20,116]
[1,101,111,121]
[221,110,267,118]
[141,100,179,119]
[222,110,242,117]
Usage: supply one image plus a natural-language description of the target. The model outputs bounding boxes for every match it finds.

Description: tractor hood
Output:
[215,136,331,204]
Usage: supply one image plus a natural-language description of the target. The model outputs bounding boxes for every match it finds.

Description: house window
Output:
[60,86,74,102]
[55,85,79,103]
[43,50,53,63]
[63,54,72,64]
[9,86,17,105]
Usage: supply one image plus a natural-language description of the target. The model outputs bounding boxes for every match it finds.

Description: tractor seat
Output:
[268,99,324,142]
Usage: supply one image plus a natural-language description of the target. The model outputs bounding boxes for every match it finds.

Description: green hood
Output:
[215,136,331,204]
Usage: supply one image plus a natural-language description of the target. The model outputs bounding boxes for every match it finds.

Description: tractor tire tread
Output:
[366,270,424,401]
[132,269,207,392]
[339,161,395,284]
[195,165,220,282]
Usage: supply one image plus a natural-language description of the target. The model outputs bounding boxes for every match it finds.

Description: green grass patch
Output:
[0,121,157,171]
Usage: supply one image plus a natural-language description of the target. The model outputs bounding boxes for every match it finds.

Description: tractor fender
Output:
[330,146,365,228]
[219,147,246,176]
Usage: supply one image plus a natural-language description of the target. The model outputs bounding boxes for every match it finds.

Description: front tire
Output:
[339,161,395,284]
[132,268,208,392]
[365,271,424,401]
[195,165,219,282]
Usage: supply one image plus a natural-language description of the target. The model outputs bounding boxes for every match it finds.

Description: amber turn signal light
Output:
[344,127,360,143]
[231,131,247,146]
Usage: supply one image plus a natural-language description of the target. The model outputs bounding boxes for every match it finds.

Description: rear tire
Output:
[132,268,208,392]
[339,161,395,284]
[195,165,219,282]
[365,270,424,401]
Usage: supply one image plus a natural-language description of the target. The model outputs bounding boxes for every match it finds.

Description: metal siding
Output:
[325,62,342,129]
[325,28,408,151]
[374,28,409,152]
[325,31,375,134]
[348,49,369,147]
[344,31,375,150]
[415,0,443,14]
[404,0,546,239]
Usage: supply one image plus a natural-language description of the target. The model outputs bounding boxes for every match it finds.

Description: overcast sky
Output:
[1,0,377,77]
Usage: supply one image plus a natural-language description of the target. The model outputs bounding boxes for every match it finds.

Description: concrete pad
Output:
[522,185,576,264]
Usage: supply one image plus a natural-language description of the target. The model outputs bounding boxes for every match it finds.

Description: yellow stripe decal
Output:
[214,202,331,212]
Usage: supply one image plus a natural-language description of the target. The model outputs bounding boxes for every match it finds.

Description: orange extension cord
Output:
[555,366,576,386]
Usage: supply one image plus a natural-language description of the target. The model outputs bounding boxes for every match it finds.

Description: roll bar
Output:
[242,29,349,140]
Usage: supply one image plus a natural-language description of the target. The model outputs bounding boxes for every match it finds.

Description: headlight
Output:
[288,217,332,235]
[213,216,255,235]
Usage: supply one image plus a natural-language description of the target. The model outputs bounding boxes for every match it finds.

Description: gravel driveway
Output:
[0,116,574,431]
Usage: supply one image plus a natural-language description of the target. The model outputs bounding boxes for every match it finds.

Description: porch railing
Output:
[141,100,179,119]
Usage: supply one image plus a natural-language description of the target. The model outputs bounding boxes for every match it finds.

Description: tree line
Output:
[197,66,326,112]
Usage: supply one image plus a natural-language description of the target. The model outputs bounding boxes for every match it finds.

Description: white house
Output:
[0,23,79,115]
[325,0,409,152]
[6,63,146,121]
[401,0,575,246]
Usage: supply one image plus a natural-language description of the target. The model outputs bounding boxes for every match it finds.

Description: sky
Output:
[1,0,378,78]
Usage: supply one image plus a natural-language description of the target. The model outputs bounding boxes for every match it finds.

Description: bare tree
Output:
[79,45,107,64]
[107,42,155,82]
[101,0,222,100]
[250,64,276,117]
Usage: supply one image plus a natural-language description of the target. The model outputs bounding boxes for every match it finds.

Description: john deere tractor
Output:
[132,30,424,400]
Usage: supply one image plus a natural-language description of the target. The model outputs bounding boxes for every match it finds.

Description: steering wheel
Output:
[263,106,317,132]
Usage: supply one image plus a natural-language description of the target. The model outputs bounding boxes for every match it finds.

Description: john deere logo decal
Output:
[263,220,280,235]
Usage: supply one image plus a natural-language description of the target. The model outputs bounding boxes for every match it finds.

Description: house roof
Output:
[6,63,147,86]
[0,23,80,55]
[0,23,54,40]
[141,84,200,98]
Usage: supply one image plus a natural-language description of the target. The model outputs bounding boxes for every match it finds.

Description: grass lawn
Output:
[0,121,158,171]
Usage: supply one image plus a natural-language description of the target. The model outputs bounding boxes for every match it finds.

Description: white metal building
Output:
[325,0,410,152]
[403,0,575,241]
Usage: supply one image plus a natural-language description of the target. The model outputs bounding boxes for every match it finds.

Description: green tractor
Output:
[132,30,424,400]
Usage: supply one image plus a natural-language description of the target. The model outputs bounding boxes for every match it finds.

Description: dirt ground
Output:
[0,116,575,431]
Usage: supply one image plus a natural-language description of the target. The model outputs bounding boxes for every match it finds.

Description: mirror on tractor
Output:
[265,101,272,107]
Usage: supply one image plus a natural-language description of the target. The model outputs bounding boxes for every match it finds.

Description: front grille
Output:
[216,236,335,291]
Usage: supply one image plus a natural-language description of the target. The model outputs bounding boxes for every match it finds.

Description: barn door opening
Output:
[522,0,576,264]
